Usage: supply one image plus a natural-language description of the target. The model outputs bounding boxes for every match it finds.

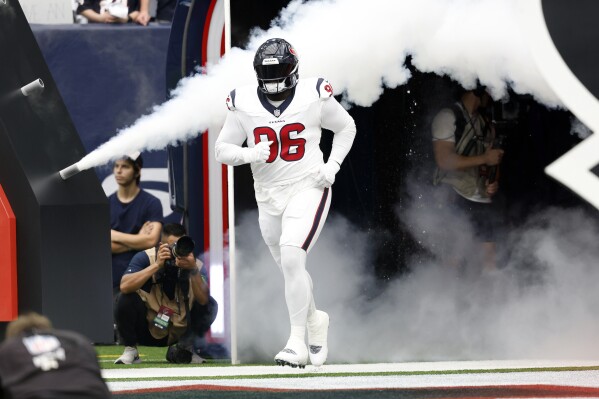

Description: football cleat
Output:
[190,352,206,364]
[307,310,329,367]
[274,337,308,368]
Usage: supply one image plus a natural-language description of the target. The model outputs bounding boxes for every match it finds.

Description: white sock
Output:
[306,272,316,322]
[289,325,305,342]
[280,245,312,333]
[267,244,283,272]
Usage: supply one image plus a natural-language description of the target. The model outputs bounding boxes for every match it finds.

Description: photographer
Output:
[0,313,111,399]
[114,223,217,364]
[431,86,505,271]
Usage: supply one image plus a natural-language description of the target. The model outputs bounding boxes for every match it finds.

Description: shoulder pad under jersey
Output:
[316,78,334,99]
[226,89,236,111]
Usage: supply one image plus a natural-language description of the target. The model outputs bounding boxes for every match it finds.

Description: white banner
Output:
[20,0,73,24]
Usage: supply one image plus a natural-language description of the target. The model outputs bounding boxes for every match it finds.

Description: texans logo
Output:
[520,0,599,210]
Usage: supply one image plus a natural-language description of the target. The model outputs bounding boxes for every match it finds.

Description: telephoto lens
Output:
[171,236,195,258]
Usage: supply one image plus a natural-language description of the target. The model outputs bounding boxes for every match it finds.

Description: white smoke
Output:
[76,0,560,170]
[222,0,599,364]
[236,204,599,362]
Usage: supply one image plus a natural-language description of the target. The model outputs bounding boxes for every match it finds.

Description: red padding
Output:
[0,184,17,321]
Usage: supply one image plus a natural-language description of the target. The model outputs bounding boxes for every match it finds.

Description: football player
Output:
[215,38,356,368]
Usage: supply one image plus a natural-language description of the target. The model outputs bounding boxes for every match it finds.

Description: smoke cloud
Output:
[76,0,560,170]
[236,201,599,362]
[218,0,598,363]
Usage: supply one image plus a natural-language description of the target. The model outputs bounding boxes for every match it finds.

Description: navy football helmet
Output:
[253,38,299,95]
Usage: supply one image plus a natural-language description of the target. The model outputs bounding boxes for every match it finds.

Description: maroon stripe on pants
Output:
[301,188,329,251]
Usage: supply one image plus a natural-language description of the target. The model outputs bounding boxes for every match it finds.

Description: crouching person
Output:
[114,223,218,364]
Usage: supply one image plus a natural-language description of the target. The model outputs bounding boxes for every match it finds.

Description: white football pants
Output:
[258,185,331,333]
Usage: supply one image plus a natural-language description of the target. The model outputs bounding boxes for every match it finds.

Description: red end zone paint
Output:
[0,184,17,321]
[111,384,599,397]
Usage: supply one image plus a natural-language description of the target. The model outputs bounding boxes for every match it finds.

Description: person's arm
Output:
[215,95,272,165]
[175,256,209,305]
[111,241,130,254]
[433,140,502,171]
[79,8,121,23]
[214,91,272,166]
[133,0,151,25]
[120,246,166,293]
[315,86,357,187]
[320,95,357,166]
[111,221,161,252]
[431,109,503,171]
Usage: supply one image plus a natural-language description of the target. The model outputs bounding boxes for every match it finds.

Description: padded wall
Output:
[0,0,113,342]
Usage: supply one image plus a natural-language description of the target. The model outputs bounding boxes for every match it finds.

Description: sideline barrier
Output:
[0,184,17,321]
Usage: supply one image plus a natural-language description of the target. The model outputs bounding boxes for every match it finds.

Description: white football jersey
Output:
[216,77,355,186]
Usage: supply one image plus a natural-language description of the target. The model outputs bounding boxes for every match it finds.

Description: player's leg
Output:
[273,245,310,367]
[257,206,283,271]
[277,186,332,367]
[258,204,311,367]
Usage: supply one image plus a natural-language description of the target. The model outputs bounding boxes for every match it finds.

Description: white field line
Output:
[104,360,599,393]
[103,359,599,379]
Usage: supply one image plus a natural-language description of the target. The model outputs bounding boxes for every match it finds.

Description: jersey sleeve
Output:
[145,194,164,222]
[124,251,151,275]
[215,93,251,166]
[431,108,456,142]
[319,81,356,165]
[316,78,335,99]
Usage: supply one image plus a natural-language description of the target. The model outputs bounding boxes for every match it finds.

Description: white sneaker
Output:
[307,310,329,366]
[114,346,141,364]
[274,337,308,368]
[190,352,206,364]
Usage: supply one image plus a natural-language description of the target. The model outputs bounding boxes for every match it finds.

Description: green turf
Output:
[95,345,235,369]
[97,345,599,376]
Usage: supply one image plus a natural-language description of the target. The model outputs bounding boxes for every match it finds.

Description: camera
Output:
[164,236,195,269]
[166,344,193,364]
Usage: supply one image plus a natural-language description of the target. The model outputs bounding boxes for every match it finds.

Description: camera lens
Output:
[172,236,195,258]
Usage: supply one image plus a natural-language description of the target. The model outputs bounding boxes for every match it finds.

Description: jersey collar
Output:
[257,87,296,118]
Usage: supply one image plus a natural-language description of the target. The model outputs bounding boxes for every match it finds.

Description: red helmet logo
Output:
[289,47,297,56]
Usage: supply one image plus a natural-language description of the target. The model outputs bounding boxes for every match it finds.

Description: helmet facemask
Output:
[256,63,299,94]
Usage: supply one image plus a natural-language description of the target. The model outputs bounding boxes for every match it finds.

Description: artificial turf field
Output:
[97,346,599,398]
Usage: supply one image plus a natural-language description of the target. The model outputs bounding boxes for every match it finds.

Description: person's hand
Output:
[483,148,504,166]
[135,11,150,26]
[101,10,118,23]
[156,242,171,269]
[486,180,499,196]
[175,252,197,270]
[315,161,340,188]
[243,141,273,164]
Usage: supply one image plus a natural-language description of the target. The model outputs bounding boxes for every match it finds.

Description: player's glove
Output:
[242,141,272,164]
[316,161,340,188]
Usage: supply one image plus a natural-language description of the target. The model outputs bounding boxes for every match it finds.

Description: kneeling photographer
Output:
[114,223,218,364]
